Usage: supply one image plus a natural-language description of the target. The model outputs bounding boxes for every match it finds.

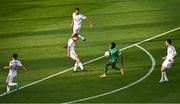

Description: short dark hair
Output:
[111,42,116,49]
[166,39,172,45]
[75,8,80,11]
[13,53,18,59]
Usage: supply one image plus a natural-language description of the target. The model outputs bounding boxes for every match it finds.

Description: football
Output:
[104,51,110,57]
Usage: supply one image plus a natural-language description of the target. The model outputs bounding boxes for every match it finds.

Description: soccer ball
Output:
[104,51,110,57]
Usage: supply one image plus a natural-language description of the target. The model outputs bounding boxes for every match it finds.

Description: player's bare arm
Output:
[4,66,12,70]
[21,65,28,73]
[172,53,177,59]
[162,56,167,60]
[67,46,70,57]
[71,19,74,27]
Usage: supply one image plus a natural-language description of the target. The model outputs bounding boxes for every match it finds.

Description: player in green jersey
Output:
[100,42,124,78]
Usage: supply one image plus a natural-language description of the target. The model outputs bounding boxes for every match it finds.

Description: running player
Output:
[159,39,177,83]
[100,42,124,78]
[4,53,28,93]
[67,35,86,72]
[71,8,93,44]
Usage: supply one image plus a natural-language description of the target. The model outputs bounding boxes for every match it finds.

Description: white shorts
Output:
[162,59,174,69]
[6,74,16,84]
[73,26,81,34]
[70,52,78,60]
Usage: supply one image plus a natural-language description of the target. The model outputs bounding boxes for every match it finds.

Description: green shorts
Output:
[107,59,120,68]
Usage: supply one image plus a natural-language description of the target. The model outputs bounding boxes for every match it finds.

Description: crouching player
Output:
[67,35,86,72]
[100,42,124,78]
[160,39,177,83]
[4,53,28,93]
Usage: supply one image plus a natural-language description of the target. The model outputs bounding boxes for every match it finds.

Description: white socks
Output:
[163,72,168,81]
[7,83,17,92]
[73,62,84,71]
[8,83,17,86]
[78,35,85,41]
[74,63,78,71]
[78,62,84,70]
[160,71,168,82]
[7,86,10,92]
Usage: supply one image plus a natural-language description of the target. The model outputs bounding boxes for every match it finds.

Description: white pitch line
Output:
[64,44,156,104]
[0,26,179,97]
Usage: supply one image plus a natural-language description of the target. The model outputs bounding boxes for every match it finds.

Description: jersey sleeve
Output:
[9,61,13,66]
[68,39,73,47]
[18,61,23,67]
[169,47,176,55]
[80,14,86,20]
[72,13,75,19]
[116,49,121,56]
[173,47,177,56]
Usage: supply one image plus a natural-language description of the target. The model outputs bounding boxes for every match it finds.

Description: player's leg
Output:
[111,60,124,75]
[73,61,78,72]
[71,52,84,72]
[70,53,79,72]
[74,26,86,43]
[163,71,168,81]
[111,63,119,70]
[78,35,85,41]
[8,77,18,87]
[160,59,173,83]
[76,56,85,71]
[6,76,11,92]
[6,75,18,92]
[100,61,111,77]
[160,66,168,83]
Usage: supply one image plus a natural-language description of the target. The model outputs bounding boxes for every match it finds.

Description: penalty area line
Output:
[64,44,156,104]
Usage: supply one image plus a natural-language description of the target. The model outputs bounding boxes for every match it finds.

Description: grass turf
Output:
[0,0,180,103]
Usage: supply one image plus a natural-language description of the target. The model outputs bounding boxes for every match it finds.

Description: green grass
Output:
[0,0,180,103]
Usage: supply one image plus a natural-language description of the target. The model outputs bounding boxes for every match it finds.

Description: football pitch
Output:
[0,0,180,103]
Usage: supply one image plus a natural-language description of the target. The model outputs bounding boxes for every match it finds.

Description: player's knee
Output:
[160,66,166,72]
[111,64,115,69]
[76,58,80,63]
[105,63,109,66]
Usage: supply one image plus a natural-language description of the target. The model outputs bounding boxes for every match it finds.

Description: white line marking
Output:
[0,27,179,97]
[64,45,156,103]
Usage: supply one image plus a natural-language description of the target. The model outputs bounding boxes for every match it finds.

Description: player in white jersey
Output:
[4,53,28,93]
[67,35,86,72]
[71,8,93,44]
[160,39,177,83]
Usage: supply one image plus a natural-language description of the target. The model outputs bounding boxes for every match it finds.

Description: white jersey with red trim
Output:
[166,45,177,60]
[68,38,75,53]
[8,59,22,76]
[72,13,86,27]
